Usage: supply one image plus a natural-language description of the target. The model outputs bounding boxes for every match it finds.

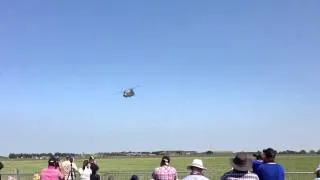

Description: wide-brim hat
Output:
[230,152,252,172]
[187,159,207,170]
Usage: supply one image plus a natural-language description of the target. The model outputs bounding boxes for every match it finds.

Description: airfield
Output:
[1,155,319,179]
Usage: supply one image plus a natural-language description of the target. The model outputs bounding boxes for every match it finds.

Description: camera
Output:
[253,152,262,160]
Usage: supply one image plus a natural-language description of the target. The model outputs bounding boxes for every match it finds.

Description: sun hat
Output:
[315,164,320,173]
[230,152,252,172]
[187,159,207,170]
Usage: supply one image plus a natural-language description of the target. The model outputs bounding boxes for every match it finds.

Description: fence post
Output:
[16,169,20,180]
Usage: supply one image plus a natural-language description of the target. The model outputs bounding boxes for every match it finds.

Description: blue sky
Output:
[0,0,319,156]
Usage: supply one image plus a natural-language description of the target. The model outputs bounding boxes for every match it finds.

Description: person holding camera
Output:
[88,156,100,180]
[255,148,285,180]
[40,157,64,180]
[252,152,263,173]
[62,156,78,180]
[78,160,92,180]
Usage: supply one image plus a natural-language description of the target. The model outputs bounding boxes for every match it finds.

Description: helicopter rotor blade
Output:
[131,85,140,89]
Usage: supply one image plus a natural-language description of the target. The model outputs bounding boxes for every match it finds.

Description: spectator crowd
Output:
[39,155,100,180]
[151,148,285,180]
[2,147,320,180]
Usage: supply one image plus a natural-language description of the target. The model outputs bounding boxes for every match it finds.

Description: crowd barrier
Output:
[0,171,316,180]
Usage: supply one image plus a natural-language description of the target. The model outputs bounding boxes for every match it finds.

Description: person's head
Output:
[187,159,207,174]
[262,148,277,163]
[55,156,60,162]
[160,156,170,166]
[130,175,139,180]
[315,166,320,177]
[83,160,89,169]
[48,157,58,167]
[69,156,74,163]
[0,161,4,170]
[230,152,252,172]
[89,156,95,163]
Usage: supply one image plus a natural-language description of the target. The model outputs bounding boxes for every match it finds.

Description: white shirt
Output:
[78,167,92,180]
[182,175,210,180]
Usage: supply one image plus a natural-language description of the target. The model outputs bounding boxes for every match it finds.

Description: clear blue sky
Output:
[1,0,319,156]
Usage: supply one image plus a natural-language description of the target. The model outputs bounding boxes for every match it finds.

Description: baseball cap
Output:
[263,148,277,159]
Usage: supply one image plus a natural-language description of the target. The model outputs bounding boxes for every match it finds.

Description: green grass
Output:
[1,155,319,174]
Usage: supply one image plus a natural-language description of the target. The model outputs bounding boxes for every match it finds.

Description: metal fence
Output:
[100,171,315,180]
[0,171,316,180]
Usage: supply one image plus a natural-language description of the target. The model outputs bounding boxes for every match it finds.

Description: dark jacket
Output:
[90,163,100,180]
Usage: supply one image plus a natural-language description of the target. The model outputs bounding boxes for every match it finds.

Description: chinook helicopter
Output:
[122,86,139,98]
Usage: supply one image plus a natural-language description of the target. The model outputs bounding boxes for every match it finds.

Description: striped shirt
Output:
[152,165,177,180]
[183,174,210,180]
[221,170,259,180]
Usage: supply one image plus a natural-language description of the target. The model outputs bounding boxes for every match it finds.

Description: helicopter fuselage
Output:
[123,89,135,97]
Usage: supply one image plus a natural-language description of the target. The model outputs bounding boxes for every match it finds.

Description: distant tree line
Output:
[7,149,320,159]
[278,149,320,154]
[8,152,84,159]
[7,151,215,159]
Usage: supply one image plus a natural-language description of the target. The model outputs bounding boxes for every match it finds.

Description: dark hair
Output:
[69,157,74,163]
[263,148,277,160]
[48,157,57,166]
[161,156,170,166]
[0,162,3,170]
[130,175,139,180]
[83,160,89,170]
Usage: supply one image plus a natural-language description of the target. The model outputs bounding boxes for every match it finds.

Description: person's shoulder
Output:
[62,160,68,164]
[256,163,267,172]
[40,168,48,173]
[245,172,259,178]
[169,166,177,172]
[257,162,270,169]
[221,170,233,177]
[183,175,209,180]
[253,160,263,165]
[276,163,285,172]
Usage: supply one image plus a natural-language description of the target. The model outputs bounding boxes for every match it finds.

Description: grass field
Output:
[1,155,320,174]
